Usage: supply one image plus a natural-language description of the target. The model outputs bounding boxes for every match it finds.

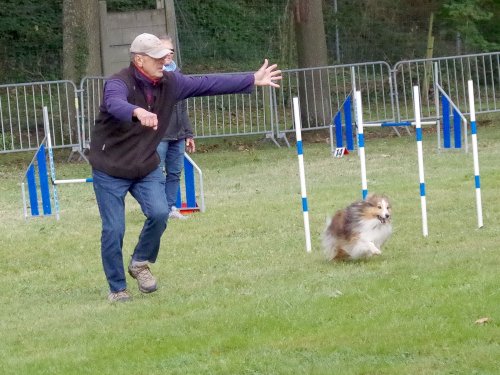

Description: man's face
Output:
[136,54,166,79]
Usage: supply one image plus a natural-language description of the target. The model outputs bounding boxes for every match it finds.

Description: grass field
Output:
[0,124,499,374]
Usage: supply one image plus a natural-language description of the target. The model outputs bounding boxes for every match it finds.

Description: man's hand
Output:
[254,59,282,88]
[186,138,196,153]
[133,107,158,130]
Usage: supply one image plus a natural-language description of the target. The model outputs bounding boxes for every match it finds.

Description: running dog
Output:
[322,194,392,261]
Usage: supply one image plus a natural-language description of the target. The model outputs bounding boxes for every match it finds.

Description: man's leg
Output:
[128,167,169,293]
[157,140,167,174]
[130,167,169,264]
[92,169,131,293]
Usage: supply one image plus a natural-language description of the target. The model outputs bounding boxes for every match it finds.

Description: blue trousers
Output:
[92,168,169,292]
[156,139,185,211]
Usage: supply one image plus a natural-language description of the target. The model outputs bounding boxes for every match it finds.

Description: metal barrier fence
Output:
[78,75,277,146]
[394,52,500,122]
[1,51,499,154]
[275,62,394,141]
[0,80,81,153]
[186,85,276,141]
[79,77,105,150]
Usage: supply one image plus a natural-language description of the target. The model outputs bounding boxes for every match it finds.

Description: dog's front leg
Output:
[368,241,382,256]
[349,241,377,259]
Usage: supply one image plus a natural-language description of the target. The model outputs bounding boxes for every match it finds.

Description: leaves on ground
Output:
[474,317,491,325]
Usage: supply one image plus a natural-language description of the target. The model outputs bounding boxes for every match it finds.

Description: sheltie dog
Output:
[322,194,392,261]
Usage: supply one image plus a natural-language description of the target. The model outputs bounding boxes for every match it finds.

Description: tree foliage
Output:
[1,0,500,83]
[439,0,500,51]
[326,0,442,63]
[177,0,286,72]
[0,0,62,82]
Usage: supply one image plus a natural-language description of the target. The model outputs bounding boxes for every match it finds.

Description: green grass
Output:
[0,124,499,374]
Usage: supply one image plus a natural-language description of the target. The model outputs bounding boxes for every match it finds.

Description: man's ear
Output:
[133,55,143,67]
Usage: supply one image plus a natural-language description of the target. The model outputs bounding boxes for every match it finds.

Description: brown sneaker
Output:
[108,289,132,302]
[128,259,157,293]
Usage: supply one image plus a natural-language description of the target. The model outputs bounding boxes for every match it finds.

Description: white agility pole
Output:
[412,86,428,237]
[467,80,484,228]
[21,182,28,219]
[43,106,61,220]
[53,178,93,184]
[354,91,368,199]
[292,97,312,253]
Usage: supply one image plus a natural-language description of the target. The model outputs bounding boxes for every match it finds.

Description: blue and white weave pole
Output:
[354,91,368,200]
[467,80,483,228]
[293,97,311,253]
[413,86,428,237]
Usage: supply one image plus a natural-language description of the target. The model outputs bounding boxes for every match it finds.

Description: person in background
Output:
[89,33,282,302]
[157,36,194,221]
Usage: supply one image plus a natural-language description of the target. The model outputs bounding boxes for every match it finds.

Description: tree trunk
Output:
[63,0,102,82]
[293,0,331,128]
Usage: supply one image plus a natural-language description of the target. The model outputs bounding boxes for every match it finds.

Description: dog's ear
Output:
[380,193,391,206]
[365,193,374,201]
[364,193,377,206]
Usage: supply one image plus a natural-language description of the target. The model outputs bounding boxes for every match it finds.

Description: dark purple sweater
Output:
[89,64,254,179]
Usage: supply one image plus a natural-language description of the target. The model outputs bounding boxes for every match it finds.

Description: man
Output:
[156,36,194,221]
[89,33,281,302]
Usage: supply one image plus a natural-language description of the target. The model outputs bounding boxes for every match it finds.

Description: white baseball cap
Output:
[130,33,169,58]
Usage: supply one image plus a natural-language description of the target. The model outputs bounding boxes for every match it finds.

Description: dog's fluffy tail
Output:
[321,216,338,261]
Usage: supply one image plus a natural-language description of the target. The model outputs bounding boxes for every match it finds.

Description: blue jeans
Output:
[92,168,169,292]
[156,139,185,211]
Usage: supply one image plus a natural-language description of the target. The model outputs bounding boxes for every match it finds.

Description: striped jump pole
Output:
[22,106,93,220]
[355,88,428,236]
[354,90,368,199]
[467,80,483,228]
[293,97,311,253]
[413,85,428,237]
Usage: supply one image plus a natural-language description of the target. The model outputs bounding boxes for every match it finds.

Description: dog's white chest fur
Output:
[358,218,392,248]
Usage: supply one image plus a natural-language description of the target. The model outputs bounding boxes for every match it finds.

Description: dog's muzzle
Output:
[377,215,390,224]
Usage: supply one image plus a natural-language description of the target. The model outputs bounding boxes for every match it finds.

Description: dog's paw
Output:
[368,242,382,255]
